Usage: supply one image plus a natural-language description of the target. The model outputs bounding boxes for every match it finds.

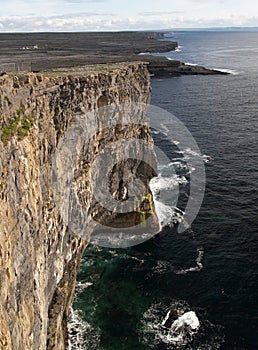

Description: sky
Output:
[0,0,258,32]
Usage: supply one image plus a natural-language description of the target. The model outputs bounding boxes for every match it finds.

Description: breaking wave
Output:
[68,308,102,350]
[185,62,198,66]
[211,68,239,75]
[175,45,183,52]
[150,158,210,231]
[139,300,224,349]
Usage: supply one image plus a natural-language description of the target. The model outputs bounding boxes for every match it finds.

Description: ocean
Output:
[70,31,258,350]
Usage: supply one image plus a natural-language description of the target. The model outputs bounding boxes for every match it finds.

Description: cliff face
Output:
[0,63,158,350]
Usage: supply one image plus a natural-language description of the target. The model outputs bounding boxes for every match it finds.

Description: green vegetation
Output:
[0,109,34,144]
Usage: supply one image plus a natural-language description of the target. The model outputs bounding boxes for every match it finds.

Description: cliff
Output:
[0,63,159,349]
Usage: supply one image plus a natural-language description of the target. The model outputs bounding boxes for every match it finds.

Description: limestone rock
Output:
[0,63,158,350]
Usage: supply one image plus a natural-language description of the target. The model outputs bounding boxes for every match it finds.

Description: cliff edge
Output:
[0,63,158,349]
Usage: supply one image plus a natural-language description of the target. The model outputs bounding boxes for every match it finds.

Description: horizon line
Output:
[1,26,258,34]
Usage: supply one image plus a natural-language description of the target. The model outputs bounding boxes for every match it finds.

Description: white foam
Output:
[169,310,199,334]
[168,160,194,173]
[184,147,201,157]
[150,175,185,193]
[172,140,180,145]
[150,174,187,229]
[140,301,200,348]
[174,45,182,53]
[150,157,191,229]
[185,62,198,66]
[139,300,224,349]
[174,247,204,275]
[90,231,156,248]
[75,281,93,294]
[182,148,212,163]
[68,308,101,350]
[152,246,204,275]
[211,68,239,75]
[202,154,213,163]
[155,202,180,228]
[164,311,199,345]
[149,138,211,231]
[160,123,170,136]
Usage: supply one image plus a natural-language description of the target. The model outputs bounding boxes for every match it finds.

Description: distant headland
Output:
[0,31,228,76]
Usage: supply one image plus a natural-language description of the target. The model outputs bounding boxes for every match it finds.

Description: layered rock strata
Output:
[0,62,158,350]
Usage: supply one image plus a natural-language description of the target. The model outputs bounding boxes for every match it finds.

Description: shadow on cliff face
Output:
[51,100,160,249]
[51,99,206,249]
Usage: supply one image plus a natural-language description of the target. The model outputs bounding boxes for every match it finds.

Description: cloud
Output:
[48,12,116,18]
[0,14,120,32]
[64,0,107,3]
[0,12,258,32]
[139,11,185,16]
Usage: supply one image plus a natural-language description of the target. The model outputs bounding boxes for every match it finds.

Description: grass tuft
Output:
[0,109,34,144]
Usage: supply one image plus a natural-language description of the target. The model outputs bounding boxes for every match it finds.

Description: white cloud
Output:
[139,11,185,16]
[0,12,258,32]
[64,0,106,2]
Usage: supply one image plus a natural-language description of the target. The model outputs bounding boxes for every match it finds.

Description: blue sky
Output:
[1,0,258,32]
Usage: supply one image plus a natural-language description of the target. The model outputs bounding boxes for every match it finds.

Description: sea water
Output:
[71,30,258,350]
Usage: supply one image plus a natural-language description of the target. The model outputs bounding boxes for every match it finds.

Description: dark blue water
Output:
[71,31,258,350]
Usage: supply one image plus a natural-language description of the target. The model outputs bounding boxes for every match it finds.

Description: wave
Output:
[183,148,212,163]
[160,122,170,136]
[155,202,184,229]
[90,231,156,248]
[68,308,101,350]
[152,246,204,276]
[151,174,188,192]
[81,245,147,267]
[150,172,188,229]
[139,300,224,349]
[174,247,204,275]
[185,62,198,66]
[176,148,212,165]
[149,147,209,231]
[75,281,93,295]
[175,45,182,52]
[211,68,239,75]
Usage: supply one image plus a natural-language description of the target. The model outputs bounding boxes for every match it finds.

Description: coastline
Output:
[0,31,228,76]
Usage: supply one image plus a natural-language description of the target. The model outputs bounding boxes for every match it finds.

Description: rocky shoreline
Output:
[0,31,228,76]
[142,55,228,77]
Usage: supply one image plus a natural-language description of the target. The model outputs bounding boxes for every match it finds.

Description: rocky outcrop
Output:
[144,56,229,77]
[0,62,158,349]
